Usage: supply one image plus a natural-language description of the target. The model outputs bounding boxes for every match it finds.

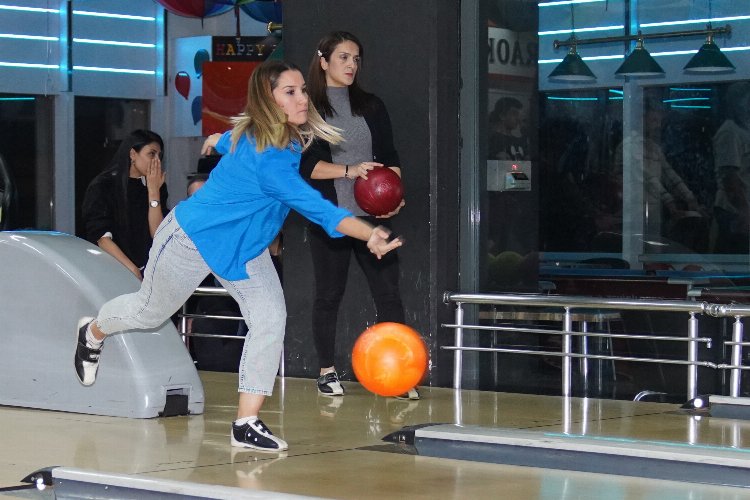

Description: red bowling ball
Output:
[353,167,404,216]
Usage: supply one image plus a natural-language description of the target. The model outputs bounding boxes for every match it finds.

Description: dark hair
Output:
[489,97,522,124]
[187,174,208,196]
[307,31,371,118]
[97,129,164,231]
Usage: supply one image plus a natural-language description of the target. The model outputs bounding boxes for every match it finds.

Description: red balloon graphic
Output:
[175,71,190,100]
[154,0,234,19]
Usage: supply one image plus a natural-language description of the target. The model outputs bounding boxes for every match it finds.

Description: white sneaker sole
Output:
[230,435,288,452]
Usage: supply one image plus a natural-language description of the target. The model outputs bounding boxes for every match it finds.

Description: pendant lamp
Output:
[549,43,596,82]
[615,37,664,77]
[684,33,735,73]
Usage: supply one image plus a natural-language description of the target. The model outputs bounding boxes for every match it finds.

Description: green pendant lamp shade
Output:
[549,44,596,82]
[615,38,664,77]
[684,34,735,73]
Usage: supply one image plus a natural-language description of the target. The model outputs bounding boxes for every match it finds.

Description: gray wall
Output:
[281,0,461,386]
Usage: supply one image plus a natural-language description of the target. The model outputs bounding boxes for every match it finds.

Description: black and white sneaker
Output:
[74,317,101,386]
[317,370,344,395]
[231,418,288,451]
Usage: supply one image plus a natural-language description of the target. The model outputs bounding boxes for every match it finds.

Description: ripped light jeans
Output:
[95,211,285,395]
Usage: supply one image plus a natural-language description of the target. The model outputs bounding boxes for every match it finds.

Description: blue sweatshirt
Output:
[175,131,351,280]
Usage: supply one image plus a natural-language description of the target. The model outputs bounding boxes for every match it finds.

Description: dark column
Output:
[281,0,460,387]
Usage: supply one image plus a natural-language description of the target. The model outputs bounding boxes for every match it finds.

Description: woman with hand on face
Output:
[81,129,168,281]
[302,31,417,400]
[73,61,402,452]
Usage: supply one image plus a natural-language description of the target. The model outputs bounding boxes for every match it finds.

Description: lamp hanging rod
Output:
[554,24,731,49]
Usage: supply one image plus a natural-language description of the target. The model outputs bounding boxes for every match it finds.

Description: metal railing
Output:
[442,292,750,400]
[178,286,285,377]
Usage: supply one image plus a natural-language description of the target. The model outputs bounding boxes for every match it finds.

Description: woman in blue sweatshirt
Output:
[73,60,402,452]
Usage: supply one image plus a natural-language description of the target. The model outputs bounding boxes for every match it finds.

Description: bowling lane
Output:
[2,373,749,499]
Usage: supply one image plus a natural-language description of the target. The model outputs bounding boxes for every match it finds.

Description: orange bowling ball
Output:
[352,322,428,397]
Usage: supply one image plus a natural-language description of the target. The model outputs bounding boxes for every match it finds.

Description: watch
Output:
[149,200,160,208]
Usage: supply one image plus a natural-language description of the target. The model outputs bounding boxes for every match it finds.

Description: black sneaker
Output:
[231,418,288,451]
[394,387,421,400]
[74,317,101,386]
[317,371,344,395]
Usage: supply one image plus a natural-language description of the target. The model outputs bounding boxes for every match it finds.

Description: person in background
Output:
[712,81,750,253]
[81,129,168,281]
[186,173,208,197]
[73,60,402,452]
[488,96,529,161]
[302,31,417,400]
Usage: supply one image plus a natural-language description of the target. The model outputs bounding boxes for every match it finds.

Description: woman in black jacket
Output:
[301,31,417,400]
[81,129,168,281]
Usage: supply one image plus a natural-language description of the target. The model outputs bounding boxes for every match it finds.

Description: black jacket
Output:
[300,93,400,205]
[81,173,168,269]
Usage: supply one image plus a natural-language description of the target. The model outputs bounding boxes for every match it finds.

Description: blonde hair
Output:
[229,61,341,152]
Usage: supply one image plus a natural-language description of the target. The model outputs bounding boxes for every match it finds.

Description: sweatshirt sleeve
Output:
[214,131,232,155]
[371,95,400,168]
[259,148,351,237]
[300,137,332,180]
[81,178,116,244]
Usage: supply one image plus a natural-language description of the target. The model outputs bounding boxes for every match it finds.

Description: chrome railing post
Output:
[730,316,743,397]
[687,312,698,400]
[453,302,464,390]
[563,307,572,397]
[180,302,188,347]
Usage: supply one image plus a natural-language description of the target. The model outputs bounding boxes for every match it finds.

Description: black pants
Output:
[309,223,404,369]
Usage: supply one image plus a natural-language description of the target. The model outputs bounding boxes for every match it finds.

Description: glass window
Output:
[0,94,54,230]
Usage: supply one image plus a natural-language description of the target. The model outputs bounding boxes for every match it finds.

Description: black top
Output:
[81,173,168,269]
[300,93,400,205]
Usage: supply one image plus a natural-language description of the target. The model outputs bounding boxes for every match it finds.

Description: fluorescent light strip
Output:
[72,10,154,21]
[0,97,34,101]
[539,25,624,36]
[0,5,58,14]
[547,96,599,101]
[73,38,155,48]
[73,65,155,75]
[0,61,59,69]
[642,15,750,29]
[651,46,750,57]
[663,97,710,103]
[671,105,711,109]
[670,88,712,91]
[539,54,623,64]
[609,89,624,95]
[539,0,606,6]
[650,49,699,57]
[720,46,750,52]
[546,96,624,101]
[0,34,58,41]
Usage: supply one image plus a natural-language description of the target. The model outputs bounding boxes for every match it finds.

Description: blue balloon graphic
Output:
[191,96,202,125]
[240,1,282,24]
[194,49,210,78]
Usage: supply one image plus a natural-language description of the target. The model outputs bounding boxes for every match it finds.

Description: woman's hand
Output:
[145,154,165,194]
[348,161,382,180]
[129,266,143,281]
[376,199,405,219]
[367,225,403,259]
[201,133,223,156]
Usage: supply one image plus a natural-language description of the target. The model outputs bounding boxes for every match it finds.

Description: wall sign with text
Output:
[212,36,279,61]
